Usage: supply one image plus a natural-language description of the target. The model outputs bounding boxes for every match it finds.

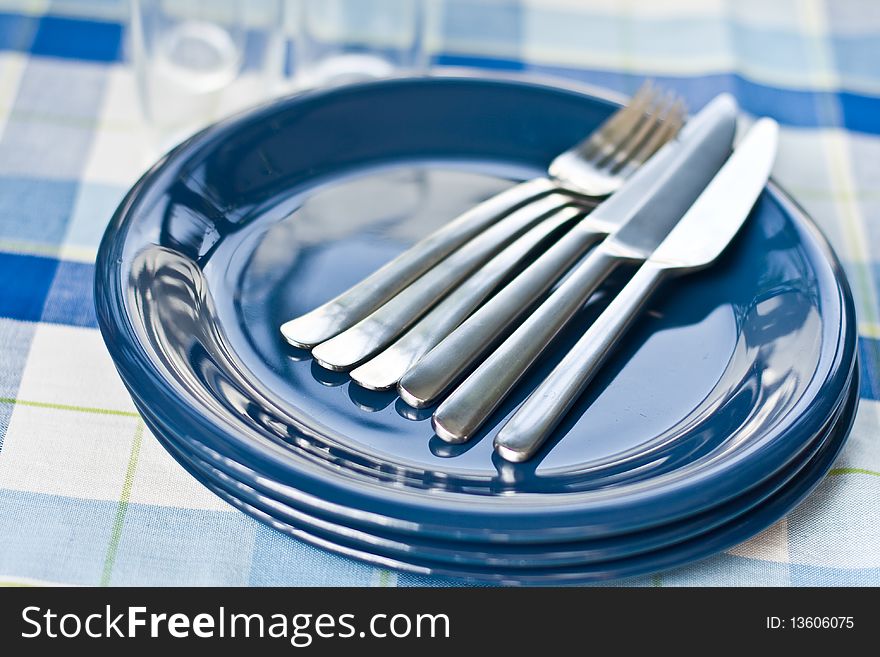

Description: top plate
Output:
[96,75,857,542]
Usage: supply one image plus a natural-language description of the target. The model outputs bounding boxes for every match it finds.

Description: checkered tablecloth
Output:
[0,0,877,587]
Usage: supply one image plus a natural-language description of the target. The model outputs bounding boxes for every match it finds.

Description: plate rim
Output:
[143,366,860,584]
[141,359,856,567]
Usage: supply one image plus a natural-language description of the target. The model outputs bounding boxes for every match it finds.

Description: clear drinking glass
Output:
[130,0,283,150]
[290,0,427,88]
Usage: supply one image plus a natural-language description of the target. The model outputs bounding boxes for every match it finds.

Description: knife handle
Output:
[280,177,558,348]
[398,222,606,408]
[431,244,621,444]
[494,261,667,462]
[349,206,583,391]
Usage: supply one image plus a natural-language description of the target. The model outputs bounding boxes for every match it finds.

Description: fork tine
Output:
[577,82,653,155]
[577,82,656,160]
[615,99,686,177]
[581,83,657,157]
[583,89,657,166]
[606,92,684,174]
[634,99,687,163]
[592,93,664,170]
[602,92,675,172]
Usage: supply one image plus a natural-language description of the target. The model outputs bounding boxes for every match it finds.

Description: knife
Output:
[347,95,739,388]
[398,94,738,409]
[416,96,737,444]
[494,118,779,462]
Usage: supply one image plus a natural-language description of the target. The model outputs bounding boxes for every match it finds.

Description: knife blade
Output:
[494,118,779,462]
[426,94,738,443]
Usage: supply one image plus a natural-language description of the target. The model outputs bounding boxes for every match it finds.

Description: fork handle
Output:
[311,193,573,370]
[280,177,558,348]
[431,243,621,444]
[494,261,667,462]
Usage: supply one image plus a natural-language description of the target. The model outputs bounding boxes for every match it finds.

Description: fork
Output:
[281,82,685,351]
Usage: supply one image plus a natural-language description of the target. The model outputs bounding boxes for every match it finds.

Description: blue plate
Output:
[140,369,858,583]
[139,359,855,570]
[96,75,858,543]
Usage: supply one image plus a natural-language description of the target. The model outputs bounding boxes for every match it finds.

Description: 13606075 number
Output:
[790,616,854,629]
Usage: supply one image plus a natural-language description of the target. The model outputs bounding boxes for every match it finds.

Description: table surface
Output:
[0,0,877,586]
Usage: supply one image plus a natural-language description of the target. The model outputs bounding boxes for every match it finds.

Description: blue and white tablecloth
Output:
[0,0,877,586]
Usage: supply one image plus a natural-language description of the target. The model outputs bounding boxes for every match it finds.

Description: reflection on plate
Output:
[142,372,858,583]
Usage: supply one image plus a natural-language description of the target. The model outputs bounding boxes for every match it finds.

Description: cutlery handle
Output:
[350,207,583,391]
[312,193,574,370]
[281,177,559,348]
[494,261,667,462]
[431,244,622,443]
[398,222,607,407]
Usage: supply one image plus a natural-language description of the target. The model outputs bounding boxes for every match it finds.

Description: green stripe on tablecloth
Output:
[0,397,140,418]
[0,581,39,587]
[828,467,880,477]
[100,420,145,586]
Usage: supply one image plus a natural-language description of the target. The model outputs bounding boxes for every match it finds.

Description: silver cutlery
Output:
[428,94,738,443]
[399,94,736,409]
[334,120,697,380]
[280,82,684,350]
[349,206,583,390]
[495,118,779,462]
[311,194,573,371]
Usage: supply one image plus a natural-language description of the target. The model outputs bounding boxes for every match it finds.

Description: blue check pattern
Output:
[0,0,877,586]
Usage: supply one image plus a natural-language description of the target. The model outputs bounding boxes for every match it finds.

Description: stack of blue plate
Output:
[95,76,859,584]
